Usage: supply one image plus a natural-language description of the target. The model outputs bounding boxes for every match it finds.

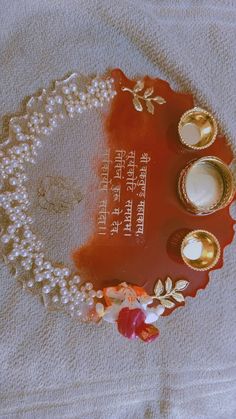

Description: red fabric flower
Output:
[117,307,159,342]
[117,308,145,339]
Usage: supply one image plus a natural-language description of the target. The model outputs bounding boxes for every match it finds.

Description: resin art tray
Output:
[0,69,235,343]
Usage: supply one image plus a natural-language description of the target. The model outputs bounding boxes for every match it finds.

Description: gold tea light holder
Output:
[178,156,235,215]
[178,107,218,150]
[181,230,221,271]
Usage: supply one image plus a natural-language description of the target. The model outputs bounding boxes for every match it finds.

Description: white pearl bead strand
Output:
[0,73,116,320]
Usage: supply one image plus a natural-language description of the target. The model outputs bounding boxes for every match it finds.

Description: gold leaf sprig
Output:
[121,80,166,115]
[153,277,189,308]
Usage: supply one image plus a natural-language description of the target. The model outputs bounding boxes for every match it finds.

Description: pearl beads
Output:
[96,290,103,299]
[61,77,116,117]
[0,73,114,322]
[61,295,69,305]
[42,285,51,294]
[85,282,93,291]
[72,275,80,284]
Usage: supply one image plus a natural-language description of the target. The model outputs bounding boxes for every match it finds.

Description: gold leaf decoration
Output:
[154,279,164,297]
[133,80,144,93]
[133,97,143,112]
[121,80,166,115]
[153,277,189,309]
[160,299,175,309]
[172,291,185,302]
[146,100,154,115]
[175,280,189,291]
[153,96,166,104]
[165,277,172,293]
[144,87,154,98]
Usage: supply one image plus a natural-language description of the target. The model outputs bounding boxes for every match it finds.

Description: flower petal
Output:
[103,305,120,323]
[144,305,165,324]
[136,323,160,342]
[117,307,145,339]
[156,305,165,316]
[144,310,159,324]
[132,285,148,297]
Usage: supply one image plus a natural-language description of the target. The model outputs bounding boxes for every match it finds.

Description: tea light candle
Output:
[178,108,217,150]
[185,161,223,209]
[179,156,234,215]
[179,122,201,146]
[182,238,203,260]
[181,229,221,271]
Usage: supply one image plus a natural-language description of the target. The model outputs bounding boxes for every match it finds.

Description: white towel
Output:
[0,1,236,418]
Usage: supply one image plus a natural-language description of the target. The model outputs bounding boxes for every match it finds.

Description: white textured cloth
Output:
[0,1,236,418]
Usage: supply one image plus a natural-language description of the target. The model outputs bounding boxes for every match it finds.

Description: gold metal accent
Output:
[121,80,166,114]
[153,277,189,308]
[181,230,220,271]
[178,156,235,214]
[178,107,217,150]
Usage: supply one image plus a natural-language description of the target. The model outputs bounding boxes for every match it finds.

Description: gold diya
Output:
[178,156,235,215]
[178,107,217,150]
[181,230,221,271]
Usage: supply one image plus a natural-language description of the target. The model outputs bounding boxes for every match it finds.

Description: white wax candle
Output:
[183,238,203,260]
[185,162,223,208]
[180,123,201,145]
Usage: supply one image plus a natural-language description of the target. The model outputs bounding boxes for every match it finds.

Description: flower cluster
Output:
[96,282,164,342]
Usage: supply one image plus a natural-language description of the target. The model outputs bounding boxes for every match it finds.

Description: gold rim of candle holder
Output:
[178,107,218,150]
[181,229,221,271]
[178,156,235,215]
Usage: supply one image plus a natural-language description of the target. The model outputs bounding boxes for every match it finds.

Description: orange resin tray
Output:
[73,69,235,315]
[1,69,235,342]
